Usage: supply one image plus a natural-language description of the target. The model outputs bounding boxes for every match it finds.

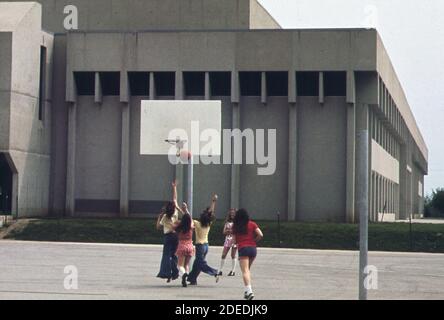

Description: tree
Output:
[425,188,444,217]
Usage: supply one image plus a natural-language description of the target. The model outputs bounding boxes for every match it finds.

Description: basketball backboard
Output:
[140,100,222,156]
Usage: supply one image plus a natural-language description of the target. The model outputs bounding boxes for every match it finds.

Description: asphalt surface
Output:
[1,240,444,300]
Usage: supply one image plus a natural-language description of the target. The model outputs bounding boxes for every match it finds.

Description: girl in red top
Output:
[233,208,263,300]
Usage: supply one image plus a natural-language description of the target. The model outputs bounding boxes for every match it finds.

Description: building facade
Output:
[0,0,428,222]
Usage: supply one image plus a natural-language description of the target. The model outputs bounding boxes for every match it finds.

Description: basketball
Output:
[179,150,192,162]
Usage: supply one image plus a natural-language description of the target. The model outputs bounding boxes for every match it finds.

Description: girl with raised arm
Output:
[187,194,219,286]
[156,180,183,283]
[174,202,195,287]
[233,208,264,300]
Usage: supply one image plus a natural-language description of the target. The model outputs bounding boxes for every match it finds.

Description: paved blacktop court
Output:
[1,240,444,300]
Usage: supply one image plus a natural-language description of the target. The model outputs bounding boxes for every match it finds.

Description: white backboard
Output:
[140,100,222,156]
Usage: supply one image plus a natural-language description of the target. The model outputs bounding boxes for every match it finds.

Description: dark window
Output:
[38,46,47,121]
[240,72,261,96]
[184,72,205,96]
[74,72,95,96]
[266,72,288,96]
[210,72,231,96]
[297,72,319,96]
[324,72,346,96]
[129,72,150,96]
[154,72,175,96]
[100,72,120,96]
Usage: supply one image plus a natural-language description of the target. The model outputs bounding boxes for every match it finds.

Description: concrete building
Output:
[0,0,428,222]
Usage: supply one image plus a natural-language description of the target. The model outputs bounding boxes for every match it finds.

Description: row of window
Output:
[74,71,347,97]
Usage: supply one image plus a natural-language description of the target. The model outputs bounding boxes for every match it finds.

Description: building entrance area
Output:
[0,153,13,215]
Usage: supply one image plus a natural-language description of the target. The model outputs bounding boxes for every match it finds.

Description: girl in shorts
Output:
[217,209,238,279]
[174,203,195,287]
[233,208,263,300]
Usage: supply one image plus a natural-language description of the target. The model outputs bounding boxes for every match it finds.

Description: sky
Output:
[259,0,444,196]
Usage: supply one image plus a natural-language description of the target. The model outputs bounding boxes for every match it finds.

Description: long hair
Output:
[199,207,215,228]
[176,213,192,234]
[233,208,250,235]
[165,201,176,219]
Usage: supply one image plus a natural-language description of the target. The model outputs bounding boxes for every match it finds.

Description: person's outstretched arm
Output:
[172,180,184,217]
[156,211,165,231]
[172,180,178,205]
[209,194,218,216]
[254,227,264,243]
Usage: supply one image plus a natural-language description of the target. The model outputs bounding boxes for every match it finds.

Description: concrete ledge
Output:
[378,213,396,222]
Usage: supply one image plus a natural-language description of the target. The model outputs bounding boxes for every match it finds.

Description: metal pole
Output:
[357,129,369,301]
[409,213,413,251]
[277,211,281,248]
[187,153,193,218]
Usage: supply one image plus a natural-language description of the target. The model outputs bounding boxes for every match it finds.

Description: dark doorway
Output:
[0,154,12,215]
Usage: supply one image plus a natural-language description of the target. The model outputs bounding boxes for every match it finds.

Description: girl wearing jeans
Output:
[187,194,219,285]
[156,181,183,283]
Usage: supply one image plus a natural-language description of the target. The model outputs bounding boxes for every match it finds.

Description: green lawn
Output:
[3,218,444,253]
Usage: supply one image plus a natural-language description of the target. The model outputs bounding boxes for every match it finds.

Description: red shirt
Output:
[234,221,259,249]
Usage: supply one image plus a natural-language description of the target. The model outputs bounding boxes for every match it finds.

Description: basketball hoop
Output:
[165,138,187,157]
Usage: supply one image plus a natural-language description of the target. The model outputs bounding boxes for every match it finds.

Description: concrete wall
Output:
[0,32,12,151]
[128,96,176,216]
[192,96,232,219]
[66,30,377,73]
[49,35,68,216]
[376,34,428,162]
[2,0,281,33]
[249,0,281,29]
[240,96,289,220]
[1,3,54,217]
[297,97,347,222]
[74,96,121,214]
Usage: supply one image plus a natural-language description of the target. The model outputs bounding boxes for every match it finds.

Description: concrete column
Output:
[319,71,324,105]
[230,71,240,209]
[65,102,76,217]
[94,72,102,104]
[231,103,241,209]
[375,176,379,220]
[120,104,130,217]
[369,174,372,221]
[174,71,185,200]
[120,72,130,217]
[175,71,184,100]
[205,72,211,100]
[149,72,156,100]
[288,71,297,104]
[355,103,370,219]
[261,72,267,104]
[373,174,377,221]
[287,71,298,221]
[346,71,356,223]
[231,70,239,104]
[288,103,298,221]
[66,71,76,103]
[399,145,407,220]
[11,173,18,218]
